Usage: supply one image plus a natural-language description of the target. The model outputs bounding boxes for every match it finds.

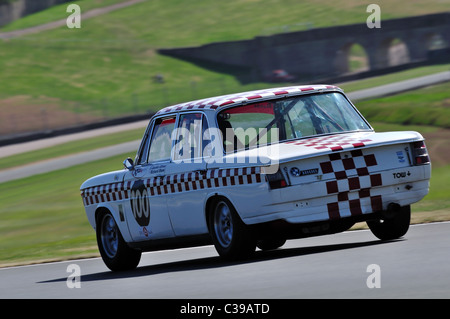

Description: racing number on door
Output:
[130,180,150,226]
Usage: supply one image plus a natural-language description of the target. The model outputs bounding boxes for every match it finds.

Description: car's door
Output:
[165,112,211,236]
[123,115,177,241]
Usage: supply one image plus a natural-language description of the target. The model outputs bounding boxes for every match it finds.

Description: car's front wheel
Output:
[367,205,411,240]
[96,211,141,271]
[209,198,256,260]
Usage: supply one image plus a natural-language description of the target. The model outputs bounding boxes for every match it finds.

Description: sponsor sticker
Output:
[396,151,406,163]
[290,167,319,177]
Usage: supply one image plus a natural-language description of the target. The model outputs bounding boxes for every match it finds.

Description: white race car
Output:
[80,85,431,271]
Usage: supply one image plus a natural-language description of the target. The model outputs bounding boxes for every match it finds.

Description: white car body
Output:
[80,85,431,271]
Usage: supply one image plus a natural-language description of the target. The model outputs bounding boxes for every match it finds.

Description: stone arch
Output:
[424,32,448,50]
[422,32,449,61]
[375,37,411,68]
[334,42,370,75]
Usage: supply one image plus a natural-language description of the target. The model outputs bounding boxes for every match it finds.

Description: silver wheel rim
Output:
[214,201,233,248]
[101,215,118,259]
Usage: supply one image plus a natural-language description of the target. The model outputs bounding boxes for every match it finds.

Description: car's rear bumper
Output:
[241,165,430,225]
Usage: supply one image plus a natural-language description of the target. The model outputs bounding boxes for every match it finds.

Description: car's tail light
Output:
[411,141,430,165]
[266,169,288,189]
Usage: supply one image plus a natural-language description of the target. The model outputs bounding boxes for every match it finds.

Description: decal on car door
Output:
[130,180,151,226]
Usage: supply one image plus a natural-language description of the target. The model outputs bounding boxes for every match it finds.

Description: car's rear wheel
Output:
[97,211,141,271]
[367,205,411,240]
[209,199,256,260]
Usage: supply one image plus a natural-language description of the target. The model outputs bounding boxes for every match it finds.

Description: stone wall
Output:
[0,0,73,27]
[159,12,450,82]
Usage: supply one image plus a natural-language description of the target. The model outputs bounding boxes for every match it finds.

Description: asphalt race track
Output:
[1,222,450,299]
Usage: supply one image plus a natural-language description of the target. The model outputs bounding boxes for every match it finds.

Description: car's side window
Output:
[147,116,176,163]
[202,116,212,158]
[135,125,152,165]
[173,113,203,161]
[173,113,213,162]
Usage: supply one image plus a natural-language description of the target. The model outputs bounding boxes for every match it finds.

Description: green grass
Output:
[0,127,144,170]
[0,36,253,117]
[0,153,133,265]
[339,63,450,92]
[353,82,450,128]
[369,122,440,134]
[413,164,450,212]
[3,0,449,42]
[1,0,449,120]
[0,0,126,32]
[83,0,446,47]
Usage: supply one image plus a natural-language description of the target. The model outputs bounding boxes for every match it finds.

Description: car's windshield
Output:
[217,92,371,152]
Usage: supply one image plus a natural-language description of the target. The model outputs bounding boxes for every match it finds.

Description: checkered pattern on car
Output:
[319,149,383,219]
[286,135,372,152]
[155,85,339,115]
[81,182,131,206]
[81,167,262,206]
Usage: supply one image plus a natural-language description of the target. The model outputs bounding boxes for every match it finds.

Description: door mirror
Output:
[123,157,135,171]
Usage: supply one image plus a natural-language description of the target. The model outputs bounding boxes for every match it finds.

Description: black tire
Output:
[367,205,411,240]
[209,198,256,260]
[96,211,141,271]
[256,239,286,251]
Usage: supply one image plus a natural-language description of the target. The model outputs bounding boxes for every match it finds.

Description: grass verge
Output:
[0,127,144,170]
[338,63,450,93]
[0,153,132,267]
[354,82,450,128]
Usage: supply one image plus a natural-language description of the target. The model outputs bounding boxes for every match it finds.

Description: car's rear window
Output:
[217,92,371,152]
